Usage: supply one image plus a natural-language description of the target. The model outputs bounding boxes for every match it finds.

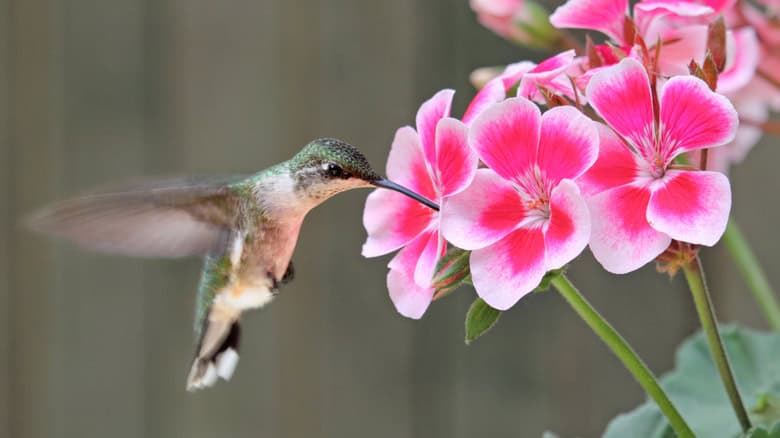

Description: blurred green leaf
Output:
[743,421,780,438]
[603,326,780,438]
[465,298,501,345]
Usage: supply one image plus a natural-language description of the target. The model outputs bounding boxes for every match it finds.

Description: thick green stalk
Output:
[722,218,780,330]
[550,274,694,437]
[682,255,752,432]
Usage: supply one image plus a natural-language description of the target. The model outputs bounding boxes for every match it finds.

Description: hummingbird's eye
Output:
[326,163,344,178]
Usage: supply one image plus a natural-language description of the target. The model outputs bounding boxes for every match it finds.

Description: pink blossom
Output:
[580,58,737,274]
[549,0,712,76]
[441,98,597,310]
[470,0,526,40]
[363,90,478,318]
[470,0,558,47]
[463,50,577,124]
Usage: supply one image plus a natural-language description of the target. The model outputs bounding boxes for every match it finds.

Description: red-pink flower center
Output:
[515,166,553,224]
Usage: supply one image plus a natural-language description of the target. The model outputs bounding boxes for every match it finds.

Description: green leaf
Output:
[603,326,780,438]
[465,298,501,345]
[742,421,780,438]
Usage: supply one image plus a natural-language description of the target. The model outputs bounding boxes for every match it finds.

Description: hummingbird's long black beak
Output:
[371,179,440,211]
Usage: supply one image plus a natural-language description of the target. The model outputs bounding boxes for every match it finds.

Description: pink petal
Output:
[577,124,641,196]
[717,28,759,95]
[362,189,435,257]
[586,58,655,156]
[654,26,709,77]
[463,80,507,126]
[634,1,715,18]
[468,97,541,182]
[647,170,731,246]
[387,268,434,319]
[516,50,577,99]
[385,126,437,200]
[387,229,445,289]
[440,169,525,250]
[588,184,672,274]
[550,0,629,43]
[463,62,534,125]
[544,179,591,270]
[388,230,431,272]
[470,0,523,16]
[414,230,445,288]
[470,227,547,310]
[536,106,599,183]
[658,76,738,159]
[416,89,455,169]
[434,118,478,197]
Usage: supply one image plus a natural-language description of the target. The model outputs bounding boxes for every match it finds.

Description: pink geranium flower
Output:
[441,98,598,310]
[580,58,737,274]
[363,89,478,318]
[550,0,712,76]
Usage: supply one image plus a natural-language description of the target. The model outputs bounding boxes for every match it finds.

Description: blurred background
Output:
[2,0,779,437]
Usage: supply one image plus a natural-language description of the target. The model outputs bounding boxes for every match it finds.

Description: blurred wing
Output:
[26,176,247,258]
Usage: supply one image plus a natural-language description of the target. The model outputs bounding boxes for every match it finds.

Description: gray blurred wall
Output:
[2,0,778,437]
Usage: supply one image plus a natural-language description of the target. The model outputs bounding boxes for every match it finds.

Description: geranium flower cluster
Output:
[363,0,779,318]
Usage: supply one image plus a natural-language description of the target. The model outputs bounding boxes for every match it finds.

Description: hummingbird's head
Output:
[289,138,438,210]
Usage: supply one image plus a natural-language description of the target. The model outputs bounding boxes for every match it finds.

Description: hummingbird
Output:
[27,138,438,391]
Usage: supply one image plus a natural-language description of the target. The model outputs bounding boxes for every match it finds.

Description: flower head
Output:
[580,57,737,273]
[470,0,559,47]
[363,90,478,318]
[441,98,598,310]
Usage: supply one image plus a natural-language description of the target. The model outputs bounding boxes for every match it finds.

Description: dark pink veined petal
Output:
[362,189,435,257]
[385,126,437,200]
[549,0,628,43]
[416,89,455,168]
[387,268,434,319]
[470,227,546,310]
[463,62,532,125]
[588,184,671,274]
[647,170,731,246]
[577,124,642,197]
[440,169,525,250]
[543,179,590,270]
[717,28,759,95]
[536,106,599,183]
[468,97,541,182]
[658,76,738,160]
[434,118,478,197]
[586,58,655,156]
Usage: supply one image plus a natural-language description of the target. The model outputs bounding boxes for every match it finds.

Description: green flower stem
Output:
[550,274,694,437]
[722,218,780,330]
[682,254,752,432]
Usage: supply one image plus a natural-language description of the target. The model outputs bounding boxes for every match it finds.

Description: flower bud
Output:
[431,246,471,300]
[470,0,559,48]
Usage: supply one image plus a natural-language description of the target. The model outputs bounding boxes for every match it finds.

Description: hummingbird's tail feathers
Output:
[186,320,241,391]
[25,176,245,258]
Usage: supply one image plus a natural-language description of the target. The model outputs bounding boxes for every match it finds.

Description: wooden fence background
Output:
[2,0,778,437]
